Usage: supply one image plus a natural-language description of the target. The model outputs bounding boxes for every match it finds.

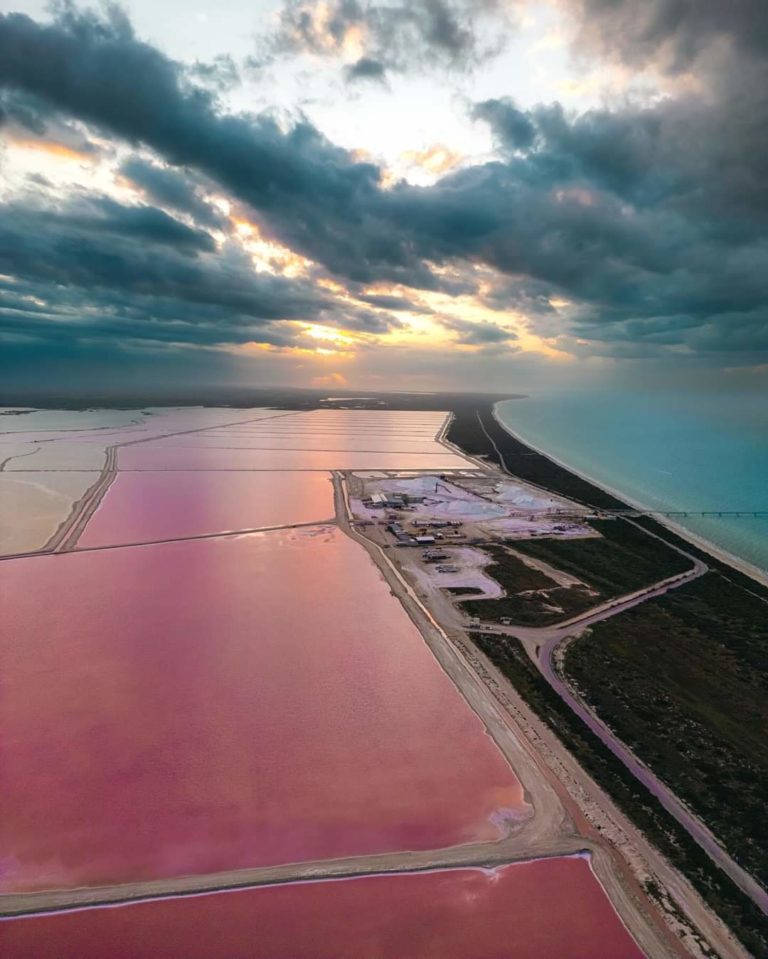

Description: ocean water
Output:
[496,390,768,575]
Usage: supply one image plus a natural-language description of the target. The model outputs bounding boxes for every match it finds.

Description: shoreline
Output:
[492,402,768,590]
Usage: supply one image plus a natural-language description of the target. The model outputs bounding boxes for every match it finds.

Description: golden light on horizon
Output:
[412,285,573,360]
[311,372,349,387]
[231,337,354,361]
[221,242,572,365]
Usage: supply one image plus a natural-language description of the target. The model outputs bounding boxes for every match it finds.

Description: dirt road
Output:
[32,411,303,555]
[0,835,591,918]
[472,549,767,914]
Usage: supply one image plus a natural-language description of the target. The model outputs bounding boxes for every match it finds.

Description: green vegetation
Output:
[462,588,593,627]
[461,586,596,626]
[472,632,768,958]
[458,516,693,628]
[512,519,692,595]
[459,545,596,626]
[565,573,768,890]
[477,545,556,591]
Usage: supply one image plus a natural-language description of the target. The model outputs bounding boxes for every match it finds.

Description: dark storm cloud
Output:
[69,195,216,252]
[119,157,226,230]
[478,276,559,318]
[1,3,768,368]
[0,201,231,305]
[471,98,536,151]
[353,291,432,312]
[565,0,768,232]
[439,316,518,346]
[0,89,55,135]
[0,87,100,155]
[267,0,511,75]
[344,57,388,84]
[336,308,402,334]
[0,291,292,351]
[574,0,768,72]
[0,198,400,356]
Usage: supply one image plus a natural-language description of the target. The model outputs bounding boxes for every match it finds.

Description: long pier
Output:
[552,509,768,519]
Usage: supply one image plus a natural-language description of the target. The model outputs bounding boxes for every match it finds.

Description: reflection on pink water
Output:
[0,528,524,892]
[0,858,643,959]
[79,471,334,547]
[117,445,470,470]
[135,434,452,453]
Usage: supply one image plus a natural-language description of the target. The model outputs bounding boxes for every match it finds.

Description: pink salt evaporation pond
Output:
[78,470,334,547]
[0,526,525,893]
[134,433,453,453]
[0,858,644,959]
[117,444,471,470]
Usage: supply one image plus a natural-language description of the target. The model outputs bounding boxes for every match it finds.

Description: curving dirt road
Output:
[537,612,767,915]
[475,548,768,915]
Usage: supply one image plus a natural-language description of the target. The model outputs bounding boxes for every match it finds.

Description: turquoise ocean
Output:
[496,390,768,575]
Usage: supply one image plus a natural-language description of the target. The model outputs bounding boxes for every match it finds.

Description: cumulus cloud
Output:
[265,0,514,78]
[0,6,397,284]
[471,98,536,151]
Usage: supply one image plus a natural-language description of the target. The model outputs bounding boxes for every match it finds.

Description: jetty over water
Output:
[550,509,768,520]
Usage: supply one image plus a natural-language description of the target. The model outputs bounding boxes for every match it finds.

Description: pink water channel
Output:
[0,527,525,893]
[0,858,643,958]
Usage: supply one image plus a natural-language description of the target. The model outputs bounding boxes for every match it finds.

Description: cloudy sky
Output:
[1,0,766,395]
